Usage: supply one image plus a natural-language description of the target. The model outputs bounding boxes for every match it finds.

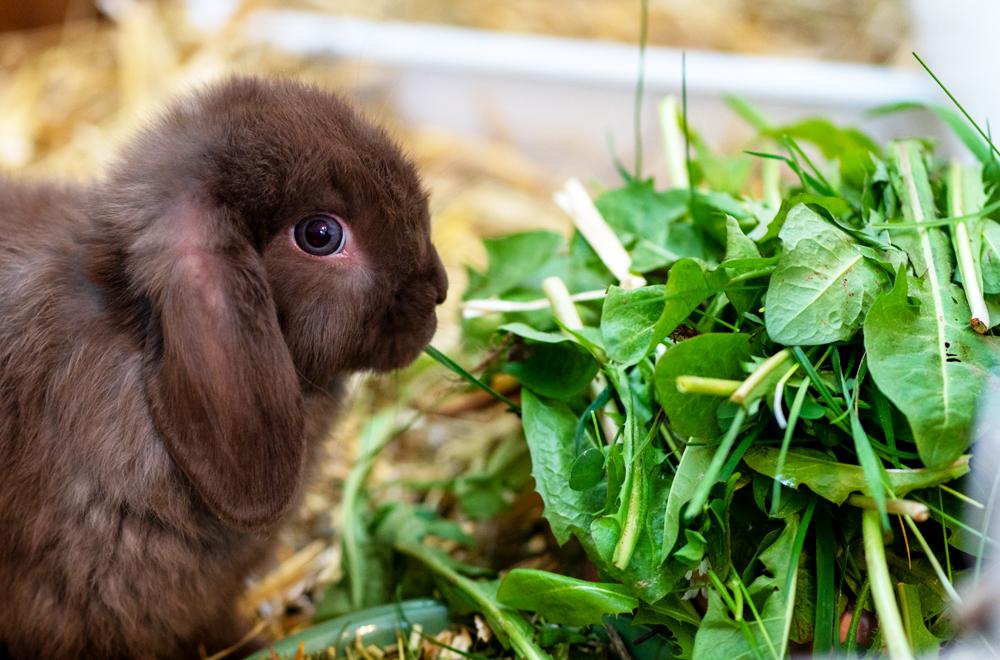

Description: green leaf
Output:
[504,342,597,398]
[601,285,666,365]
[724,216,760,261]
[898,583,942,656]
[629,224,709,272]
[765,204,888,345]
[500,322,574,344]
[723,217,765,313]
[521,390,604,545]
[692,516,802,660]
[743,447,971,504]
[767,117,879,161]
[595,180,687,244]
[981,219,1000,295]
[496,569,638,626]
[662,446,713,561]
[864,269,999,467]
[569,447,605,491]
[655,333,752,439]
[465,231,563,299]
[758,193,853,245]
[652,258,721,344]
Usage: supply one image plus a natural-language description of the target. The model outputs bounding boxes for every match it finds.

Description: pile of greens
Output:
[281,73,1000,660]
[427,87,1000,658]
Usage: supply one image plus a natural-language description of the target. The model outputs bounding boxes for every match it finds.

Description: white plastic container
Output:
[225,8,952,184]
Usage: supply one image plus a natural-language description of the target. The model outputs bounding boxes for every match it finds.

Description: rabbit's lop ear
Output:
[140,200,304,531]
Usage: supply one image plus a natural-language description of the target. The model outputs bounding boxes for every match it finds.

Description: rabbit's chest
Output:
[0,446,272,657]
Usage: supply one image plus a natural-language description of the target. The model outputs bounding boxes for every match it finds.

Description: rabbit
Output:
[0,76,447,659]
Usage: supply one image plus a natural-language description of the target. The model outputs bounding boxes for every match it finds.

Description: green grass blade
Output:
[913,52,1000,162]
[684,407,747,520]
[780,498,816,659]
[632,0,649,177]
[771,380,810,516]
[834,352,888,525]
[724,95,772,132]
[813,509,835,653]
[868,100,993,163]
[424,345,521,412]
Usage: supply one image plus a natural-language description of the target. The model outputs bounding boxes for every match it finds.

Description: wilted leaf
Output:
[743,447,970,504]
[497,569,638,626]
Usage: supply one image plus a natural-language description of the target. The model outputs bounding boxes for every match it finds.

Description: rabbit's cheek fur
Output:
[265,240,443,380]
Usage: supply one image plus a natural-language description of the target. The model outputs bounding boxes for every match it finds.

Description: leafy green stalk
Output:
[861,509,914,660]
[607,368,649,571]
[341,412,409,609]
[612,457,645,570]
[395,541,552,660]
[948,160,990,332]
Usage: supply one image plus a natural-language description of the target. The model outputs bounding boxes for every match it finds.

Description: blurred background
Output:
[2,0,998,650]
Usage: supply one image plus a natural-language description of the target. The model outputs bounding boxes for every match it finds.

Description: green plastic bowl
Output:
[247,599,450,658]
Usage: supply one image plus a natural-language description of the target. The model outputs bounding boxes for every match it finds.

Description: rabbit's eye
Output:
[293,214,345,256]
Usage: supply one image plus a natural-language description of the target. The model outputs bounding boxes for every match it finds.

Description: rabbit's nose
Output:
[430,250,448,305]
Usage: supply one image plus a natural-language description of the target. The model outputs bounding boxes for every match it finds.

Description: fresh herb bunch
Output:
[445,91,1000,659]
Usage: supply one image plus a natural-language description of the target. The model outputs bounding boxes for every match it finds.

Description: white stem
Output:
[542,276,620,443]
[658,96,689,190]
[554,178,645,290]
[542,277,585,330]
[762,158,781,210]
[949,160,990,333]
[462,289,606,318]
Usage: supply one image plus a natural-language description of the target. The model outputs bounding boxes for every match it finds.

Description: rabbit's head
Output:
[92,77,446,530]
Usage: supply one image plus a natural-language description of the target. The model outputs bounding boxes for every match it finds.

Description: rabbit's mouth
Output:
[371,313,438,373]
[366,290,439,372]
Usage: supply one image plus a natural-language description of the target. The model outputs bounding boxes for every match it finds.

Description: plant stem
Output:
[659,96,689,190]
[900,514,962,604]
[542,276,620,443]
[396,542,551,660]
[612,461,644,570]
[731,348,792,405]
[861,509,914,660]
[462,289,606,316]
[685,407,748,520]
[948,159,990,332]
[675,375,741,396]
[762,158,781,209]
[847,495,929,521]
[553,178,645,290]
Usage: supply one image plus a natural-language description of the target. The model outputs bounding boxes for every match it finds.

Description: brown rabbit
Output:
[0,77,447,658]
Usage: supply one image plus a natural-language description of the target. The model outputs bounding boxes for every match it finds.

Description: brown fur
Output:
[0,77,446,658]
